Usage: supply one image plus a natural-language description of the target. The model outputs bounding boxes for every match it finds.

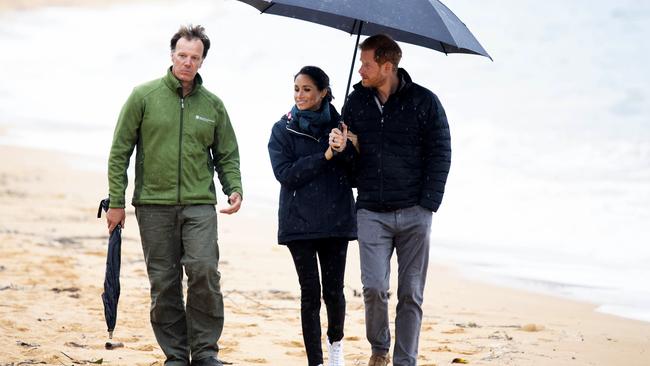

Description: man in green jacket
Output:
[106,24,242,366]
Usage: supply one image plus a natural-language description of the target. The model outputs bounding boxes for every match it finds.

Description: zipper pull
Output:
[181,98,185,109]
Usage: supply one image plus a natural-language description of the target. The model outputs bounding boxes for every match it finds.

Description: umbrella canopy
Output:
[97,198,121,339]
[236,0,491,97]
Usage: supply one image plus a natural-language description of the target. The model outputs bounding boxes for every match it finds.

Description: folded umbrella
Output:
[97,198,121,343]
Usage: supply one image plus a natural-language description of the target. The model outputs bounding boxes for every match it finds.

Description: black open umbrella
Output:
[97,198,121,343]
[236,0,491,98]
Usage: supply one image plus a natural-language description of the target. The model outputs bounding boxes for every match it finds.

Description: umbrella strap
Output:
[97,198,110,218]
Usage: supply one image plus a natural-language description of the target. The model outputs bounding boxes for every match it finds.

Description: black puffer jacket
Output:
[342,68,451,212]
[268,103,357,244]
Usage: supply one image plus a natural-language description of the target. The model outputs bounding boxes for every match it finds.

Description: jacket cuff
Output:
[228,190,243,200]
[108,195,126,209]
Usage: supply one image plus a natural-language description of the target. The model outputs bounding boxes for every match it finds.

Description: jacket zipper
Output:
[287,124,320,220]
[177,97,184,204]
[379,115,384,204]
[374,95,385,205]
[286,126,320,142]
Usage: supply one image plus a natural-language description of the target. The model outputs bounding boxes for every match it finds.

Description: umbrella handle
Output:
[97,198,110,218]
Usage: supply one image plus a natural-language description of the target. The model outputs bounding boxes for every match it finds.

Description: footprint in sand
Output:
[520,323,545,332]
[66,323,84,332]
[268,290,298,301]
[220,339,240,348]
[274,340,303,348]
[120,336,142,343]
[219,338,240,353]
[230,322,258,329]
[237,331,257,338]
[243,357,268,363]
[441,327,465,334]
[134,344,156,351]
[229,307,249,315]
[84,250,106,257]
[431,345,453,353]
[430,345,479,356]
[285,349,307,357]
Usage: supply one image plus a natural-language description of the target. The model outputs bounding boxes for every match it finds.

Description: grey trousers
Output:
[135,205,223,366]
[357,205,432,366]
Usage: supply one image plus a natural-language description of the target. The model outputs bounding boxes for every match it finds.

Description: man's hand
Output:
[347,130,360,153]
[219,192,242,214]
[107,208,125,234]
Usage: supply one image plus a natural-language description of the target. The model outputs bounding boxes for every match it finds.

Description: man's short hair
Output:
[170,24,211,58]
[359,34,402,69]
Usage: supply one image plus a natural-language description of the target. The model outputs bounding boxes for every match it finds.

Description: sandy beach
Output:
[1,0,650,365]
[1,146,649,366]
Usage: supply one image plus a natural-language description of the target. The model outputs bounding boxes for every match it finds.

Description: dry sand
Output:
[1,145,649,366]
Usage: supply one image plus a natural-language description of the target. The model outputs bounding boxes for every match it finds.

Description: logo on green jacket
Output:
[195,115,215,124]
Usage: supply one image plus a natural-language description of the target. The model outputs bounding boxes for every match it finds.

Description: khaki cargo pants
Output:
[135,204,223,365]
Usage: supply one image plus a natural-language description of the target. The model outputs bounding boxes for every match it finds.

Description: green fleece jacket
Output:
[108,68,242,208]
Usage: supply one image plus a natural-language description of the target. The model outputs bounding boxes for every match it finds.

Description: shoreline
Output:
[1,138,649,326]
[2,143,650,365]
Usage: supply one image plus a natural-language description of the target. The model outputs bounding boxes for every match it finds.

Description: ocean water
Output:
[1,0,648,322]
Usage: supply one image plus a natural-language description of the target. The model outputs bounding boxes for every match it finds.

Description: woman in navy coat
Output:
[268,66,356,366]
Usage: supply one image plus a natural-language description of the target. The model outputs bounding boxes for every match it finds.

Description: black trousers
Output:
[287,238,349,366]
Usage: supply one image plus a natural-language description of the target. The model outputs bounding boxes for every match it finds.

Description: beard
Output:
[361,73,386,89]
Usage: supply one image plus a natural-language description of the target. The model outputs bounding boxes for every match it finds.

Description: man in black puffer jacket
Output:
[335,34,451,366]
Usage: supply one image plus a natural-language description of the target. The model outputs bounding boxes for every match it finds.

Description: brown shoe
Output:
[368,354,390,366]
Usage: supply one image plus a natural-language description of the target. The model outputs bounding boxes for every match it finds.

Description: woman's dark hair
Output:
[170,24,211,59]
[294,66,334,102]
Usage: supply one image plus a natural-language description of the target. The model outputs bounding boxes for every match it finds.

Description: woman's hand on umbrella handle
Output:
[107,208,125,234]
[329,123,348,153]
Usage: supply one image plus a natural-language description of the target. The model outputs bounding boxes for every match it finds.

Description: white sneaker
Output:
[327,339,345,366]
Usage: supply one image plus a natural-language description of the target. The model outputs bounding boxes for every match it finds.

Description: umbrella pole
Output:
[344,21,363,103]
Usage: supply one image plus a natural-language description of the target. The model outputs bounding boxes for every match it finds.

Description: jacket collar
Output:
[163,67,203,96]
[282,103,340,140]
